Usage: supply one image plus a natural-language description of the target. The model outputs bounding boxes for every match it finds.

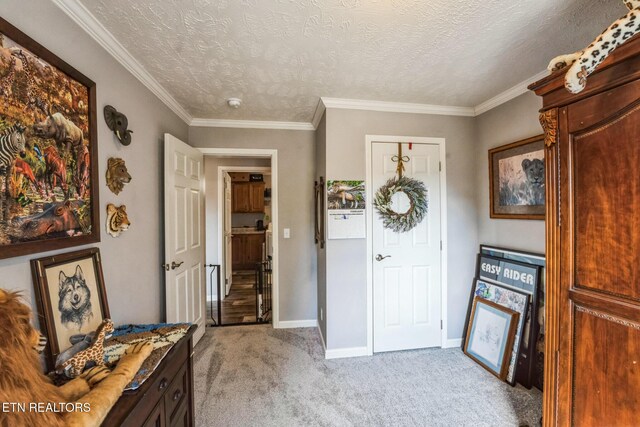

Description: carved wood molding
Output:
[576,306,640,331]
[539,109,558,147]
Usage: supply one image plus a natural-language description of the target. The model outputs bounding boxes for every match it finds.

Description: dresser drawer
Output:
[165,364,189,423]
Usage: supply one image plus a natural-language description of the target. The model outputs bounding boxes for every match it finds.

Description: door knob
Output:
[375,254,391,261]
[171,261,184,270]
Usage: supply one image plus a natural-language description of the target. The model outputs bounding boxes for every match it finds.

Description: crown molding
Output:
[320,97,476,117]
[52,0,193,124]
[52,0,547,127]
[311,99,326,129]
[190,118,315,131]
[474,70,549,116]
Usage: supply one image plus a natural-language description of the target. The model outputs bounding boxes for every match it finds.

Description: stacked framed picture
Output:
[463,245,545,390]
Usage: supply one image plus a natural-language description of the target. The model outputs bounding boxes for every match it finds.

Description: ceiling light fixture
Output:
[226,98,242,109]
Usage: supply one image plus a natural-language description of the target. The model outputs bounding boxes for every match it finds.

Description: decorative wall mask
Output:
[103,105,133,146]
[106,157,131,195]
[106,204,130,237]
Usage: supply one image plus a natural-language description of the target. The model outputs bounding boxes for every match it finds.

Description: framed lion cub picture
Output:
[489,135,545,220]
[31,247,110,371]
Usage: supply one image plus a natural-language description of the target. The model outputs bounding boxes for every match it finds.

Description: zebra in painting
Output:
[0,123,27,172]
[0,123,27,220]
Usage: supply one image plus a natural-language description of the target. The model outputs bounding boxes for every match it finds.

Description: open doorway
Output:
[202,151,277,327]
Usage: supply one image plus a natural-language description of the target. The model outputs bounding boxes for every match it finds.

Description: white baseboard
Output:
[325,346,370,360]
[276,319,318,329]
[443,338,463,348]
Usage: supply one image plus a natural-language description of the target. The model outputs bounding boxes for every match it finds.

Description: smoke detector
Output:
[226,98,242,109]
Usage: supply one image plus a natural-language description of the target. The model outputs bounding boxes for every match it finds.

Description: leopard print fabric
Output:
[548,1,640,93]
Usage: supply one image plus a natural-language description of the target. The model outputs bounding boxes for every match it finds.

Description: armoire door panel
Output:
[572,306,640,426]
[572,106,640,301]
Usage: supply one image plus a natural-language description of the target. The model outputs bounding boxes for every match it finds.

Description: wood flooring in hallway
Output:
[208,270,257,325]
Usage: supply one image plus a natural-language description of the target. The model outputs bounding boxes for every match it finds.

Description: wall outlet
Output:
[284,228,290,239]
[320,308,323,321]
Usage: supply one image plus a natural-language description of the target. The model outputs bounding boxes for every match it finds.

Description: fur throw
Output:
[548,1,640,93]
[0,289,152,427]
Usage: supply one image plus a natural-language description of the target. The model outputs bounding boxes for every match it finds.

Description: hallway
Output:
[209,270,257,325]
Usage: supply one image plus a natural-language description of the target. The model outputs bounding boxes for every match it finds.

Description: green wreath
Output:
[373,176,428,233]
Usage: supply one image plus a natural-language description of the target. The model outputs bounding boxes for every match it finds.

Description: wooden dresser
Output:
[530,36,640,426]
[102,325,196,427]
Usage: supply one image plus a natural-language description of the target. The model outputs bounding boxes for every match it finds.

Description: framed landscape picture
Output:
[31,248,109,371]
[0,17,99,260]
[489,135,545,219]
[464,297,519,380]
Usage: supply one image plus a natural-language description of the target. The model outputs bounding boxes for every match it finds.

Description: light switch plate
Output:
[284,228,290,239]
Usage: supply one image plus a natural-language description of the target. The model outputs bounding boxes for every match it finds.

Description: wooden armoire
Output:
[530,36,640,426]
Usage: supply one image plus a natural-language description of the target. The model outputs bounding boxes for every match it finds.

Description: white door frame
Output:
[217,165,272,299]
[365,135,448,355]
[199,148,281,328]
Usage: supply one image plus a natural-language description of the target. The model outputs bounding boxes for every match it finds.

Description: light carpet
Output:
[193,325,541,427]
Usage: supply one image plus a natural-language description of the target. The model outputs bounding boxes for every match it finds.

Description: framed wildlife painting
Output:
[31,248,109,371]
[489,135,545,219]
[0,17,99,260]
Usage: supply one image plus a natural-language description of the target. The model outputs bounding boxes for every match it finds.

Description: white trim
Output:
[200,148,281,328]
[50,0,547,124]
[321,97,475,117]
[215,165,271,304]
[325,346,370,360]
[311,99,326,129]
[276,320,318,329]
[317,326,327,352]
[199,148,274,157]
[474,70,548,116]
[52,0,192,124]
[191,118,314,131]
[443,338,463,349]
[365,135,448,355]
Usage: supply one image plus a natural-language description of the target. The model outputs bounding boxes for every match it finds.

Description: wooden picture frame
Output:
[489,135,545,219]
[480,244,546,390]
[0,17,99,259]
[464,297,519,380]
[464,279,530,385]
[30,248,109,371]
[314,176,325,249]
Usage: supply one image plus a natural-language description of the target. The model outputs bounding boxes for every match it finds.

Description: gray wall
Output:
[323,108,478,349]
[315,114,327,343]
[0,1,189,325]
[204,156,270,300]
[475,92,545,254]
[189,127,317,322]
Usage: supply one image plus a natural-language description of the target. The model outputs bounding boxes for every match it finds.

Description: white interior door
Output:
[223,171,232,298]
[372,142,442,353]
[164,134,205,345]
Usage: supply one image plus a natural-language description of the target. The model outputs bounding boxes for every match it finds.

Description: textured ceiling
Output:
[81,0,622,122]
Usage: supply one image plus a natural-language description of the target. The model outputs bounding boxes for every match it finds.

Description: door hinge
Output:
[440,241,443,250]
[439,161,442,172]
[440,320,443,330]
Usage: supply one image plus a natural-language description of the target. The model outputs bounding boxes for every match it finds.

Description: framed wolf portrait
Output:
[31,248,109,371]
[489,135,545,220]
[0,17,99,260]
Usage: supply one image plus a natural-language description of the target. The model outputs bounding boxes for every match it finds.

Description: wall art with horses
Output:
[0,18,98,259]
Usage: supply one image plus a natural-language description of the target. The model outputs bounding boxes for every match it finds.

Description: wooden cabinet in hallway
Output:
[232,232,265,270]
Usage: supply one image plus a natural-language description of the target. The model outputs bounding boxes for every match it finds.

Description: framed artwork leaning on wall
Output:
[31,247,109,371]
[464,297,520,380]
[489,135,545,220]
